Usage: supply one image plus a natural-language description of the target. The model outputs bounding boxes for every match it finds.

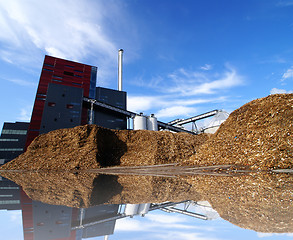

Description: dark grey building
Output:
[0,121,29,165]
[39,84,127,134]
[94,87,127,130]
[40,83,84,134]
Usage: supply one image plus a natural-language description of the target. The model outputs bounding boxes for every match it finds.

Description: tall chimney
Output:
[118,49,123,91]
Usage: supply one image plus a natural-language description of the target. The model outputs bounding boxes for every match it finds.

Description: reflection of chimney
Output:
[118,49,123,91]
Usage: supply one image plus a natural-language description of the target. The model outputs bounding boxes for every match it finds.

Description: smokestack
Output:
[118,49,123,91]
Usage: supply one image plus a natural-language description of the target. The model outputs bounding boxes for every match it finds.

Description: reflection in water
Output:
[0,171,293,239]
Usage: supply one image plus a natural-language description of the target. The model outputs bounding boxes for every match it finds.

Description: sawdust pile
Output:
[185,93,293,170]
[1,93,292,171]
[0,126,209,170]
[1,171,293,233]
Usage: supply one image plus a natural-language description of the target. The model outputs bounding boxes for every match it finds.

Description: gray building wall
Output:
[94,87,127,130]
[40,83,83,134]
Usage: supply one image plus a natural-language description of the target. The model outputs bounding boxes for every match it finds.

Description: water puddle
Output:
[0,170,292,239]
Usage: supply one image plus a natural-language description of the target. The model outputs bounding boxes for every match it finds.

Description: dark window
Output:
[44,63,54,67]
[48,102,56,107]
[64,71,74,76]
[43,68,53,72]
[52,75,63,79]
[65,65,74,68]
[74,70,83,73]
[52,79,62,83]
[74,74,82,78]
[72,82,82,86]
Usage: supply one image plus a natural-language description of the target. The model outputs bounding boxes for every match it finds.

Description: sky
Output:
[0,0,293,129]
[1,208,293,240]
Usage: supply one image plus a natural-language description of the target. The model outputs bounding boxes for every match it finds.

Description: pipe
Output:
[118,49,123,91]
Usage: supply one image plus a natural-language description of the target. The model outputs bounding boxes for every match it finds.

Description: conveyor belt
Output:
[83,97,196,134]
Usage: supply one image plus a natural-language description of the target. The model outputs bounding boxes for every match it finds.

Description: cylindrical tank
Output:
[124,204,139,216]
[146,114,158,131]
[137,203,151,216]
[133,114,147,130]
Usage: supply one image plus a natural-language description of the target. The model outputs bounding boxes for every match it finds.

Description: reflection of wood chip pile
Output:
[1,171,293,233]
[185,93,293,170]
[0,125,209,170]
[188,173,293,233]
[0,171,201,208]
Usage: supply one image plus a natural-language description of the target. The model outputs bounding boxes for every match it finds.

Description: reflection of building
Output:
[75,205,120,238]
[0,122,29,165]
[0,177,21,210]
[21,200,121,240]
[32,202,78,240]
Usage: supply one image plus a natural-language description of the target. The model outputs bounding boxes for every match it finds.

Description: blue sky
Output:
[1,208,293,240]
[0,0,293,129]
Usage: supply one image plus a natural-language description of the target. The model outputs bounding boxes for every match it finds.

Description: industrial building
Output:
[25,55,127,150]
[0,122,29,165]
[0,53,226,240]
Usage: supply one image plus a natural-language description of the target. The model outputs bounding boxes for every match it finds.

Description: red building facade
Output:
[25,55,97,148]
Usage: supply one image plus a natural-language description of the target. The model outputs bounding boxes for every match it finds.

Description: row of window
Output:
[1,129,27,135]
[0,187,19,190]
[0,139,19,142]
[0,200,20,205]
[0,148,23,151]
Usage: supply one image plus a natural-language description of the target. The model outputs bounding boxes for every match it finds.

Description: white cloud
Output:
[200,64,213,71]
[0,0,131,82]
[127,94,226,119]
[115,218,145,232]
[0,0,116,60]
[281,66,293,81]
[17,105,33,122]
[270,88,293,94]
[156,106,197,118]
[151,231,220,240]
[127,96,161,113]
[257,232,293,238]
[127,65,241,119]
[2,77,36,87]
[9,211,22,224]
[115,212,221,240]
[146,213,189,224]
[165,65,243,96]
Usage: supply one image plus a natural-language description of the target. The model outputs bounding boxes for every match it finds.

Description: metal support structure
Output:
[72,200,210,235]
[160,206,208,220]
[83,97,196,134]
[168,110,220,126]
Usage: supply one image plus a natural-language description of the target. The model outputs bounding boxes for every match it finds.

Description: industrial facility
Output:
[0,51,226,240]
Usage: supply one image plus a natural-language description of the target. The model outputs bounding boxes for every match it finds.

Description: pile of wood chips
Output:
[185,93,293,170]
[1,93,292,171]
[0,124,209,170]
